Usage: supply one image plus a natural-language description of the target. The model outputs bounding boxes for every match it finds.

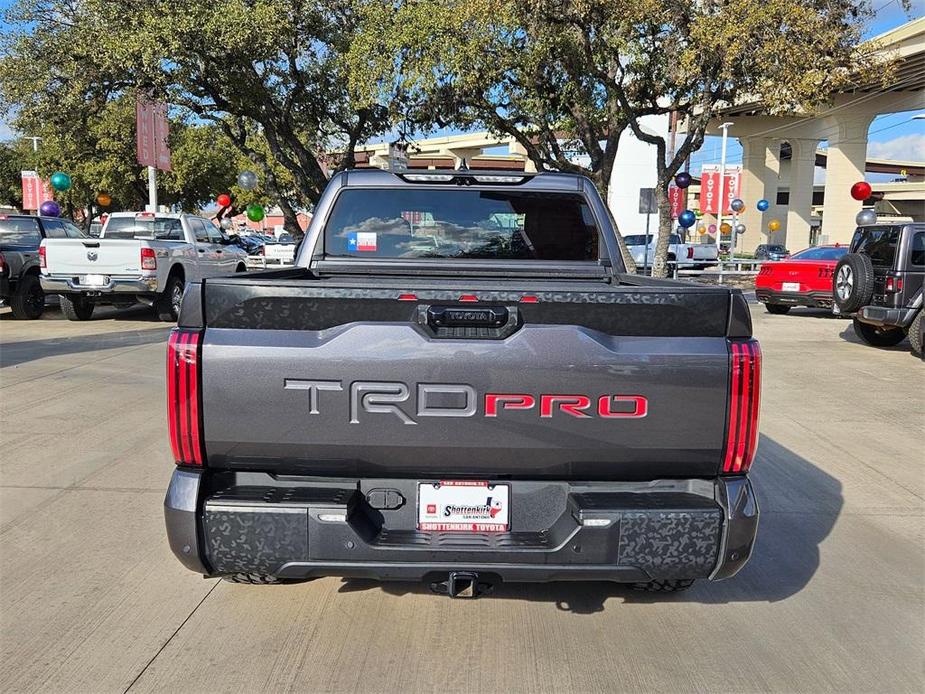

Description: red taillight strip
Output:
[166,332,181,462]
[723,339,761,474]
[167,329,204,466]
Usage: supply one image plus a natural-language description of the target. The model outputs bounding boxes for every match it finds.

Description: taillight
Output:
[141,247,157,270]
[687,246,694,259]
[167,329,204,466]
[723,339,761,474]
[39,245,46,269]
[0,252,7,273]
[885,276,903,293]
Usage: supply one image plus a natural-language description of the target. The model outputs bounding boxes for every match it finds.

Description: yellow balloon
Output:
[96,193,112,207]
[768,219,781,232]
[698,227,706,235]
[720,222,732,234]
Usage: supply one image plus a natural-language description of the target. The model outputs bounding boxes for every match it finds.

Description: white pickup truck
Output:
[40,212,248,321]
[623,233,719,270]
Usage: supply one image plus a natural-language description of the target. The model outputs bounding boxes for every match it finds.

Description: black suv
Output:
[0,213,87,319]
[833,223,924,356]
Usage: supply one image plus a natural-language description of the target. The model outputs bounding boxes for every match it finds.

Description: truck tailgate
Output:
[196,275,736,480]
[43,238,145,275]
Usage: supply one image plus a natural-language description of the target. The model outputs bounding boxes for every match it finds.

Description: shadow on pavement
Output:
[837,323,911,352]
[0,326,171,367]
[338,435,842,614]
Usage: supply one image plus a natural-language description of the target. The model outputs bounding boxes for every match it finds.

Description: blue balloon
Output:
[678,210,696,228]
[757,199,770,212]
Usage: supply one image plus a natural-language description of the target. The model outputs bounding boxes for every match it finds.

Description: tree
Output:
[0,139,34,210]
[359,0,882,275]
[1,0,395,232]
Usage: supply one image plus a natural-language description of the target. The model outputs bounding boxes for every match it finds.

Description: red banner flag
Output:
[21,171,53,211]
[136,96,172,171]
[668,184,687,219]
[700,166,741,215]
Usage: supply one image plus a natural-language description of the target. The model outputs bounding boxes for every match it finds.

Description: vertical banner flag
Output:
[21,171,54,211]
[700,165,742,215]
[668,184,687,219]
[136,96,172,171]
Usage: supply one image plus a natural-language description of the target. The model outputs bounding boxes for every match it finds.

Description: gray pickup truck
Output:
[164,169,761,597]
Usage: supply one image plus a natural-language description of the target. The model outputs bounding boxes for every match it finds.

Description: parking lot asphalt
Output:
[1,302,922,694]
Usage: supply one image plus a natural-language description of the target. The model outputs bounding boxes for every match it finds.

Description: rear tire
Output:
[907,310,923,357]
[9,274,45,319]
[630,579,695,593]
[833,253,874,313]
[155,274,184,322]
[59,293,95,321]
[765,304,791,315]
[852,318,906,348]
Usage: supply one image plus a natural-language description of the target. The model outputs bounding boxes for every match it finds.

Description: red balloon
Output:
[850,181,872,201]
[217,193,232,208]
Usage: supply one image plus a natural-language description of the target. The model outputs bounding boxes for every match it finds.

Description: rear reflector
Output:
[723,340,761,474]
[397,293,418,301]
[458,294,479,303]
[167,329,204,466]
[141,247,157,270]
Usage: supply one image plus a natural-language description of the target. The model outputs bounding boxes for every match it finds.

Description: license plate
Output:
[782,282,801,292]
[418,481,510,532]
[81,274,108,287]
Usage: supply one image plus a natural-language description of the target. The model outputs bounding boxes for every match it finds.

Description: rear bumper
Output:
[855,305,917,328]
[41,274,158,295]
[165,470,759,584]
[755,288,833,308]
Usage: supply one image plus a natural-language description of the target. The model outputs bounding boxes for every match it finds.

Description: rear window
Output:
[103,216,183,240]
[324,189,600,261]
[0,217,41,245]
[622,234,681,246]
[791,246,848,261]
[851,227,899,267]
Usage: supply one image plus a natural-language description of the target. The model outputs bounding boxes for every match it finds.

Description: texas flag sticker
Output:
[347,231,377,252]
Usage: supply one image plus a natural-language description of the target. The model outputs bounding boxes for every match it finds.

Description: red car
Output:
[755,245,849,314]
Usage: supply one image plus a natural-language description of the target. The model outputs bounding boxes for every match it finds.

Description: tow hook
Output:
[429,571,494,599]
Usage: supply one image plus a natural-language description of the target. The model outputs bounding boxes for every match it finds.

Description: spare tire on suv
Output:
[833,253,874,313]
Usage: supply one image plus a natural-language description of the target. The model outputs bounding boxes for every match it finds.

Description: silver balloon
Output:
[734,223,746,235]
[220,217,232,230]
[855,208,877,226]
[237,170,259,190]
[730,198,745,212]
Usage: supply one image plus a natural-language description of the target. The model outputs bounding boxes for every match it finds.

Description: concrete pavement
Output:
[1,303,922,693]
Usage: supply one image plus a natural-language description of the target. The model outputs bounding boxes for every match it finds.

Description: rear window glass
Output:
[103,216,183,240]
[622,234,681,246]
[851,227,899,266]
[0,217,41,245]
[791,246,848,261]
[324,189,600,261]
[910,232,924,266]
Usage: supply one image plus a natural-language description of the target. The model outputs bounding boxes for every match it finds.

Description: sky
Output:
[0,1,922,175]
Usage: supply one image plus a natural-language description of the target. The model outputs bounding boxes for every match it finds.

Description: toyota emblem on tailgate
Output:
[87,251,98,261]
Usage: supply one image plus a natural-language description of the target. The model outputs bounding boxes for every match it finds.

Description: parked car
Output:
[755,244,790,261]
[755,245,849,313]
[833,223,923,356]
[164,168,761,596]
[1,213,86,319]
[40,211,248,321]
[623,232,719,270]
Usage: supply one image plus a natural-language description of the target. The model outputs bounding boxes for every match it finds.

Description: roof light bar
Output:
[473,175,526,184]
[402,174,455,183]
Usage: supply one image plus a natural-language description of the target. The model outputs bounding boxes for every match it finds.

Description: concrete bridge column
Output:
[783,138,819,249]
[738,137,781,252]
[821,116,874,245]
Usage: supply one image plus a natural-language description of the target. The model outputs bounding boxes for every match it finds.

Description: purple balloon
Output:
[674,172,692,189]
[39,200,61,217]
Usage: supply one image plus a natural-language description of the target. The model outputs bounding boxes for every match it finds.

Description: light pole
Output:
[24,136,42,152]
[716,122,733,282]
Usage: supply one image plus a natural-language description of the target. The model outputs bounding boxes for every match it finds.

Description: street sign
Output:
[136,96,172,171]
[21,171,53,211]
[638,187,657,214]
[388,142,408,171]
[700,165,741,215]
